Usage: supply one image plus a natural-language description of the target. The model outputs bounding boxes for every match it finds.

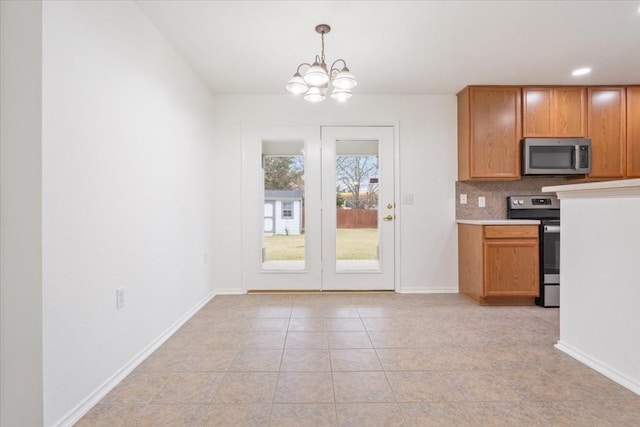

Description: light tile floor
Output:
[77,293,640,426]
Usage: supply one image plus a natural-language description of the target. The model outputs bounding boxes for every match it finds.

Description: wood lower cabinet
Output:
[523,87,587,137]
[457,86,521,180]
[627,86,640,177]
[588,87,627,179]
[458,224,539,305]
[483,239,539,297]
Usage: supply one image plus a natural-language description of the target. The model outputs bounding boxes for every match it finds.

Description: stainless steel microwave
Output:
[522,138,591,175]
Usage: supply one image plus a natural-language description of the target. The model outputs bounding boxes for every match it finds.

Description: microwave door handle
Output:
[574,145,580,169]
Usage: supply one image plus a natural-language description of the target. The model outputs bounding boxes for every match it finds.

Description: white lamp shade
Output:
[332,70,357,90]
[304,64,330,86]
[304,86,325,103]
[285,74,308,95]
[330,88,352,102]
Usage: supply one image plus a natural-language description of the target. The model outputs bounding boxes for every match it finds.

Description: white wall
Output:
[0,1,44,425]
[210,95,458,293]
[41,1,217,425]
[556,189,640,395]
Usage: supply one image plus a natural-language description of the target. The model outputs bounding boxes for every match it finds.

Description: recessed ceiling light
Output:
[572,67,592,76]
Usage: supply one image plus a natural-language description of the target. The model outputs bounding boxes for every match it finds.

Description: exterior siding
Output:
[273,200,301,235]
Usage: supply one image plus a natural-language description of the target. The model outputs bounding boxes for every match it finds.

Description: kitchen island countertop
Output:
[543,178,640,196]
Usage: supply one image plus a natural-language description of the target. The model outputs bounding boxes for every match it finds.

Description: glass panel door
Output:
[242,125,395,292]
[321,126,395,291]
[242,126,321,291]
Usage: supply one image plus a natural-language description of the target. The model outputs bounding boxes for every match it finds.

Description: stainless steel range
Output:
[507,195,560,308]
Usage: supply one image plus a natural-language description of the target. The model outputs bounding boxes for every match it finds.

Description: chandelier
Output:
[285,24,357,103]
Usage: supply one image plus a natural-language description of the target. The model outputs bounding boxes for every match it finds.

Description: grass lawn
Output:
[264,228,378,261]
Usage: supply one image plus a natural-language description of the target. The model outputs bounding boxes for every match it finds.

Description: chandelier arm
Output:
[329,59,348,75]
[295,62,313,75]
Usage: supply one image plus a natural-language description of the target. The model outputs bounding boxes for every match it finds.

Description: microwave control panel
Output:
[578,146,589,168]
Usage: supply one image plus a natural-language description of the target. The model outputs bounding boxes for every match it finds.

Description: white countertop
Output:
[543,178,640,199]
[456,219,540,225]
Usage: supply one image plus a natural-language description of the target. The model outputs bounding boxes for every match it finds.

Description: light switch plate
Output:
[460,194,467,205]
[478,196,486,208]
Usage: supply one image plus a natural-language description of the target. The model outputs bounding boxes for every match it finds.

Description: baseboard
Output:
[396,287,458,294]
[555,340,640,396]
[214,288,244,295]
[219,286,459,295]
[54,291,216,427]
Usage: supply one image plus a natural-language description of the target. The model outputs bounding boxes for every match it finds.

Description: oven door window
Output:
[530,146,574,169]
[542,221,560,284]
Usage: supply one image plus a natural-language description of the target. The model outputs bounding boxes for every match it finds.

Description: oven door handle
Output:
[544,225,561,233]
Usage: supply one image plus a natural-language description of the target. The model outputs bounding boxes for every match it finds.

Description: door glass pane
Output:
[335,140,380,271]
[262,141,305,271]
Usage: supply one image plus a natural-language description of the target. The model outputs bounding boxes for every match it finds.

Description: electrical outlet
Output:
[460,194,467,205]
[478,196,486,208]
[116,288,125,310]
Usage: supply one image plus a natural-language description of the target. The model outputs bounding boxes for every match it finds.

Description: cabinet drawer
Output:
[484,225,538,239]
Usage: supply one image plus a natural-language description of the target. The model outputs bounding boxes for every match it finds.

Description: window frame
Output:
[281,201,293,219]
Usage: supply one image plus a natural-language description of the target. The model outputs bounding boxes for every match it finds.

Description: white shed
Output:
[264,190,303,235]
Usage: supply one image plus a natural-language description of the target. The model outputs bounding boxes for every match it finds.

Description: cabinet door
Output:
[470,87,521,178]
[523,87,586,137]
[553,87,587,137]
[588,87,627,178]
[483,239,539,297]
[523,88,553,137]
[627,86,640,177]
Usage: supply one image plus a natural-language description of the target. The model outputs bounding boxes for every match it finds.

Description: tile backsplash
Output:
[455,177,570,219]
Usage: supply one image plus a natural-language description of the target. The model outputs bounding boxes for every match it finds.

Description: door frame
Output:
[241,122,401,293]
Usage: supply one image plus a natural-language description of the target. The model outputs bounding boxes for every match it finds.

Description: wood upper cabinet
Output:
[458,86,521,180]
[458,224,539,305]
[588,87,627,179]
[523,87,587,137]
[627,86,640,177]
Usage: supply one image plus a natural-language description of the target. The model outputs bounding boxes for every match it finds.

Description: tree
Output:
[336,155,378,209]
[263,156,303,190]
[336,187,345,208]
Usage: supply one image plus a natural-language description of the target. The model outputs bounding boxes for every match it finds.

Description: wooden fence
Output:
[336,209,378,228]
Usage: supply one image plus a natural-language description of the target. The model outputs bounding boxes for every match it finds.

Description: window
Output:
[282,202,293,218]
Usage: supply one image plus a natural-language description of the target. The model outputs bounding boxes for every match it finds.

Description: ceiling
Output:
[137,1,640,96]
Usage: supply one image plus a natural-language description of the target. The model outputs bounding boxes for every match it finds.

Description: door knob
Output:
[387,203,394,209]
[383,215,394,221]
